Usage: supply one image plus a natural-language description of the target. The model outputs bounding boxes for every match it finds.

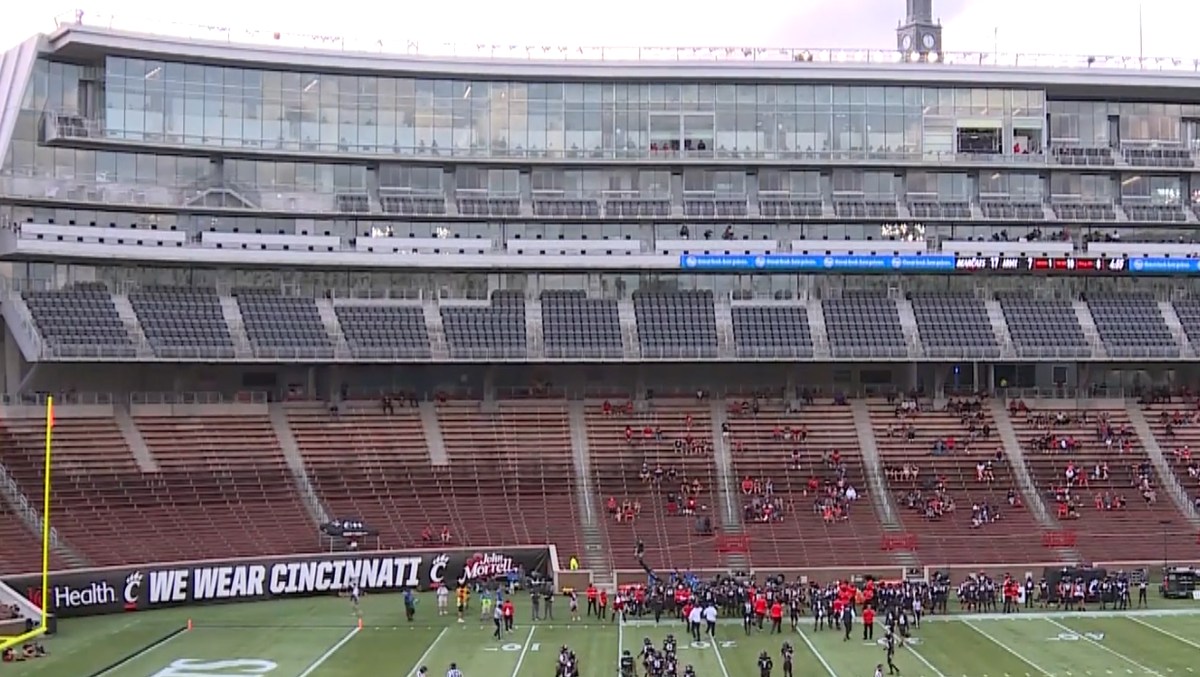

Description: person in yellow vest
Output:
[569,556,579,570]
[456,584,470,623]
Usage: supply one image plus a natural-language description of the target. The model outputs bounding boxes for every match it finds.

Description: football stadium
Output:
[2,2,1200,677]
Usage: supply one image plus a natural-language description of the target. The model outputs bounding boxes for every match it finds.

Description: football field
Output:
[8,595,1200,677]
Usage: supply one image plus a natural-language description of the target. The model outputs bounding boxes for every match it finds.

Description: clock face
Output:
[901,35,912,50]
[922,33,936,49]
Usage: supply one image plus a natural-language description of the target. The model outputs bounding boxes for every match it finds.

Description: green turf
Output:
[7,594,1200,677]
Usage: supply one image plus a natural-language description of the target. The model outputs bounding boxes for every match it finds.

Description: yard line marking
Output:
[297,626,360,677]
[510,626,538,677]
[94,626,188,677]
[1129,616,1200,651]
[709,633,733,677]
[962,620,1054,677]
[794,626,839,677]
[1045,620,1161,677]
[906,640,948,677]
[405,627,448,677]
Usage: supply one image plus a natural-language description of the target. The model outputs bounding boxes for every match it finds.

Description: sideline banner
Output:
[3,547,551,618]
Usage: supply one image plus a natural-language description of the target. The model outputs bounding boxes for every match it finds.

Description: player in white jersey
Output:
[350,584,361,617]
[875,665,884,677]
[437,583,450,616]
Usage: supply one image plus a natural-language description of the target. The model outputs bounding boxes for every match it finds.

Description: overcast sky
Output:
[2,0,1198,64]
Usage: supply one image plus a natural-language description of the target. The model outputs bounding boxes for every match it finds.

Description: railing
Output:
[0,463,61,550]
[54,11,1200,72]
[0,392,114,406]
[39,118,1063,165]
[129,391,268,405]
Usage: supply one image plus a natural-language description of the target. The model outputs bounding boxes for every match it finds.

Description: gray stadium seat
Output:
[22,284,137,359]
[822,292,907,359]
[997,293,1090,358]
[540,291,623,359]
[130,287,235,359]
[909,293,1001,359]
[334,305,432,360]
[730,306,815,359]
[633,290,719,359]
[1085,293,1178,358]
[441,291,527,359]
[232,289,335,359]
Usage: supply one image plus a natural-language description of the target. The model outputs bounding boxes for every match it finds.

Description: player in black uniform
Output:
[780,642,794,677]
[683,666,697,677]
[620,651,636,677]
[883,630,900,676]
[649,651,665,677]
[758,651,774,677]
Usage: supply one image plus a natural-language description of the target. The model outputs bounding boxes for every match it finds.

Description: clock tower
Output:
[896,0,942,56]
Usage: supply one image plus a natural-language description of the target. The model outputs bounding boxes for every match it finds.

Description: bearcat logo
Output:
[459,553,514,583]
[123,572,143,611]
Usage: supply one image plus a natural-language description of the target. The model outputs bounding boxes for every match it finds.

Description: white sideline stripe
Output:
[510,626,537,677]
[94,629,188,677]
[962,620,1054,677]
[1128,616,1200,650]
[617,618,625,677]
[297,626,360,677]
[406,627,448,677]
[1044,619,1161,677]
[928,607,1200,622]
[794,626,839,677]
[709,632,733,677]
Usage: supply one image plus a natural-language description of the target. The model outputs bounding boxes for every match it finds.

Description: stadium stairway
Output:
[1157,301,1196,358]
[267,403,332,526]
[805,299,832,360]
[851,400,918,568]
[1071,300,1108,359]
[895,298,924,360]
[568,400,613,588]
[113,400,159,472]
[110,293,155,359]
[984,299,1017,358]
[1126,405,1200,527]
[218,294,254,359]
[988,400,1082,563]
[709,400,749,571]
[418,401,450,466]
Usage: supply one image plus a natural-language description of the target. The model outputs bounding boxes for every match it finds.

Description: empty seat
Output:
[997,294,1090,358]
[130,286,235,359]
[541,291,623,359]
[633,290,719,359]
[334,305,432,359]
[22,284,137,358]
[1085,293,1178,358]
[232,289,335,359]
[441,291,527,359]
[910,293,1000,359]
[730,305,814,359]
[822,292,907,358]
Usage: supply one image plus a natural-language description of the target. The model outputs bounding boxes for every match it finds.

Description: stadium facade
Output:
[0,15,1200,396]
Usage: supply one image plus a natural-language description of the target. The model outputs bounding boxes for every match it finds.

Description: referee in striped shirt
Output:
[447,663,463,677]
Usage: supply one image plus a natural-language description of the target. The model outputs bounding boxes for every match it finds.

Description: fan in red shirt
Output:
[862,606,876,640]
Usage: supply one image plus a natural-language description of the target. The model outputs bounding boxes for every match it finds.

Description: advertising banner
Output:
[678,254,1200,275]
[3,547,551,618]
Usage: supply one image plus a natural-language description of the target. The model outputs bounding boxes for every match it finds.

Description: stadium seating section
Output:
[12,283,1200,363]
[3,393,1200,576]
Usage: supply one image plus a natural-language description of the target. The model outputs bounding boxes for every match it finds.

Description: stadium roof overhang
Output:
[42,24,1200,103]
